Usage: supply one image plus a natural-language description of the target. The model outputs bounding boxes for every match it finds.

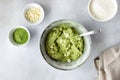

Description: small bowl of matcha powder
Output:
[9,26,30,46]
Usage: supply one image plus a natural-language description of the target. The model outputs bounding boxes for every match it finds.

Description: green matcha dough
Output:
[46,23,84,63]
[13,28,28,44]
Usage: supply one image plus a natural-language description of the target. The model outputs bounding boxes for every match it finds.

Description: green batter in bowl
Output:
[46,23,84,63]
[40,20,91,70]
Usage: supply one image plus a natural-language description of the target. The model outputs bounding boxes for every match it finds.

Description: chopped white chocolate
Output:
[25,7,41,23]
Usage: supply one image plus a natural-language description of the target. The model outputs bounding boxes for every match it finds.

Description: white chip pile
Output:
[25,7,41,23]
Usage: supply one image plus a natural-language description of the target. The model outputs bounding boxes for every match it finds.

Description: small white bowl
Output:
[9,26,30,46]
[23,3,45,25]
[88,0,118,22]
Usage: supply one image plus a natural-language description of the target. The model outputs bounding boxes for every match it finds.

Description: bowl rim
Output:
[87,0,118,22]
[9,26,30,47]
[23,3,45,25]
[40,19,92,70]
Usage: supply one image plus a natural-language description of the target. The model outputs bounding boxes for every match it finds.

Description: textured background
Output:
[0,0,120,80]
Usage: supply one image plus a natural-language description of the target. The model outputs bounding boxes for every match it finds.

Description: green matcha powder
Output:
[13,28,28,44]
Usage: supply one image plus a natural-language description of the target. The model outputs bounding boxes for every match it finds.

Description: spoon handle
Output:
[80,29,101,37]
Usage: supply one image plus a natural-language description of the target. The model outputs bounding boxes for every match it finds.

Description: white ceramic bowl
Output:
[23,3,45,25]
[9,26,30,46]
[88,0,118,22]
[40,20,92,70]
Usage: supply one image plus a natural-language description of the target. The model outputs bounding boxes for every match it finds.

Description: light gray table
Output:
[0,0,120,80]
